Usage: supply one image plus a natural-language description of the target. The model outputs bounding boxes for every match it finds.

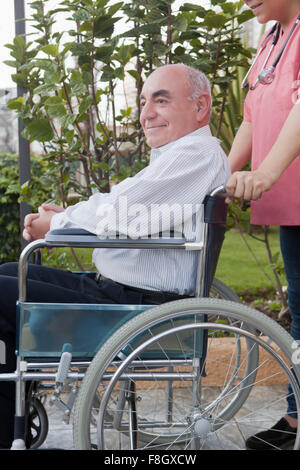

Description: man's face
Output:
[139,66,203,148]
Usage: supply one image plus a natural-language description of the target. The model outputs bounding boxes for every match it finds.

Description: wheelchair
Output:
[4,185,300,450]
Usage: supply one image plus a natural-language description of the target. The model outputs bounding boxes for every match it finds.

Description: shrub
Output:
[0,153,55,263]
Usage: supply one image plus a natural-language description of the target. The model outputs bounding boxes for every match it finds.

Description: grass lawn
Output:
[215,227,286,295]
[43,247,95,272]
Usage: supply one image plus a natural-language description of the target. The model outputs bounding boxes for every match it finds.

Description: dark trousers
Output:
[280,226,300,419]
[0,262,162,448]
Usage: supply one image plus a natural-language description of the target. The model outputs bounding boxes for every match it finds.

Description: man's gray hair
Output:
[185,65,211,102]
[151,63,211,104]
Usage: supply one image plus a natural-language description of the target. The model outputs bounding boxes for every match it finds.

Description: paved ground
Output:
[39,402,75,450]
[36,385,289,451]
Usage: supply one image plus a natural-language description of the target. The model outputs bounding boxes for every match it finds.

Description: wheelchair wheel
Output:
[28,397,49,449]
[210,278,241,302]
[73,298,300,450]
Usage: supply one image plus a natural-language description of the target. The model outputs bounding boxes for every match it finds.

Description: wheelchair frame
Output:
[1,185,300,450]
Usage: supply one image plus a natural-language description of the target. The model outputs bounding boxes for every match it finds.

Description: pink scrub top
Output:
[244,10,300,226]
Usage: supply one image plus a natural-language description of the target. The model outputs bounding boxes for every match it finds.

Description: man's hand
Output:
[23,203,65,242]
[225,169,274,203]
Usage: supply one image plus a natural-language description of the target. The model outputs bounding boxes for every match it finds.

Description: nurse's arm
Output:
[226,102,300,201]
[226,121,253,201]
[227,120,253,172]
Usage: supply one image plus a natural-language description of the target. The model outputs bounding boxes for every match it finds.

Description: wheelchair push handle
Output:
[209,184,227,198]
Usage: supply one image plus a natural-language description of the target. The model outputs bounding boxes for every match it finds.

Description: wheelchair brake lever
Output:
[50,344,76,422]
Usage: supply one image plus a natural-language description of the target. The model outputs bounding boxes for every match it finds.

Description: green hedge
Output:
[0,153,54,263]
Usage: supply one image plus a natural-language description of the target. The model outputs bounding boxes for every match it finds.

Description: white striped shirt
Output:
[50,126,230,295]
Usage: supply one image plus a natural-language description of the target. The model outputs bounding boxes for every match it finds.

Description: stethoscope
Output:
[241,13,300,90]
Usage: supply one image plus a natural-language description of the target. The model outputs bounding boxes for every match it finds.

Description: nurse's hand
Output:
[225,169,274,202]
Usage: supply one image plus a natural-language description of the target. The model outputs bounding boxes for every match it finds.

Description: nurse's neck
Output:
[279,3,300,32]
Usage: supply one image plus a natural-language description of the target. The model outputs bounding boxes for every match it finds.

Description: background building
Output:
[0,88,18,154]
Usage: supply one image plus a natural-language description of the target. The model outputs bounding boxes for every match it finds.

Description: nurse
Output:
[226,0,300,450]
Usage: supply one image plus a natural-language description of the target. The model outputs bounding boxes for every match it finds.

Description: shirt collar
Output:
[150,125,212,162]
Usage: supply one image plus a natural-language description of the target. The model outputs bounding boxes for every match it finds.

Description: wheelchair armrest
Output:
[18,229,203,302]
[44,228,189,249]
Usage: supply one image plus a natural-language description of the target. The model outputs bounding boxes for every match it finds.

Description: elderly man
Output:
[0,64,230,449]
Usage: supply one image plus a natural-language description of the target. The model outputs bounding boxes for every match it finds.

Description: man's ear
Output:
[195,93,211,121]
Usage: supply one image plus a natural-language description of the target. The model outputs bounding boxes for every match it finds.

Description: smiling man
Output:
[0,63,230,449]
[139,64,211,148]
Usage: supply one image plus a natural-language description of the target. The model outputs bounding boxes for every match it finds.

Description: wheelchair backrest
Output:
[200,192,227,297]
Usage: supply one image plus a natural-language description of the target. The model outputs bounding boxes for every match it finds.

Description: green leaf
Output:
[22,118,54,142]
[204,12,227,29]
[13,35,26,53]
[71,42,92,56]
[237,9,255,24]
[220,2,236,16]
[95,44,115,62]
[96,0,109,8]
[60,113,76,129]
[79,0,93,6]
[174,16,188,32]
[79,96,93,114]
[122,23,161,37]
[7,96,24,111]
[64,129,75,145]
[82,71,92,85]
[3,60,18,68]
[180,3,205,13]
[120,107,132,117]
[45,96,66,118]
[40,44,59,57]
[33,83,59,95]
[73,9,91,21]
[118,44,131,63]
[127,69,141,82]
[45,71,62,85]
[69,80,87,96]
[108,2,123,16]
[98,161,111,171]
[100,66,116,82]
[78,54,91,69]
[61,41,75,58]
[94,15,120,38]
[32,59,59,73]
